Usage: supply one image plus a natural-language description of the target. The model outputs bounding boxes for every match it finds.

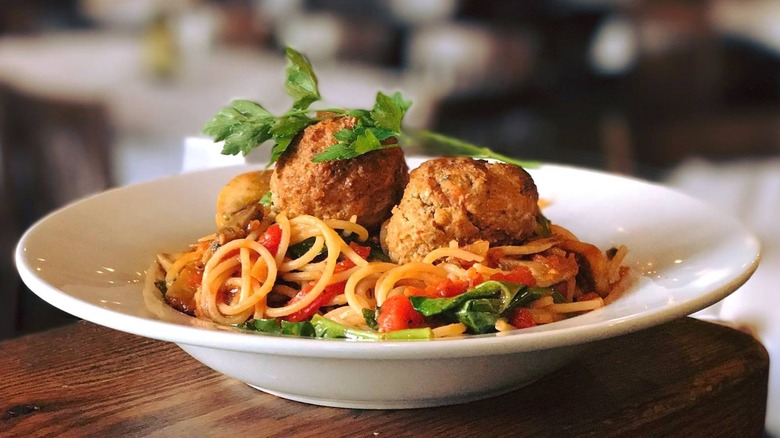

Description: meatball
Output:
[270,116,409,229]
[382,157,541,264]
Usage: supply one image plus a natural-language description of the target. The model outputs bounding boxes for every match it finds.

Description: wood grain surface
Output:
[0,318,768,437]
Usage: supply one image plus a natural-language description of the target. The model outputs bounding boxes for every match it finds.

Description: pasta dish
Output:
[146,48,633,340]
[149,153,632,340]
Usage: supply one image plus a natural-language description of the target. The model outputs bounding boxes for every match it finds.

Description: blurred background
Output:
[1,0,779,431]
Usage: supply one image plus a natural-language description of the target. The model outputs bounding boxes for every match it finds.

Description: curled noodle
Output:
[152,212,632,338]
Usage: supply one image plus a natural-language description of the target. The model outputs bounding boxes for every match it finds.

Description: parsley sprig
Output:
[402,130,537,168]
[203,47,534,168]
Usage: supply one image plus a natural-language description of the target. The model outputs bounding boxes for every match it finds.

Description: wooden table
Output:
[0,318,768,437]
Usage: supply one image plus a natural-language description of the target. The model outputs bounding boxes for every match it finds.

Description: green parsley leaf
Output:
[368,127,396,141]
[259,191,273,207]
[333,128,356,143]
[346,109,372,120]
[270,114,312,137]
[370,91,405,132]
[203,46,532,168]
[284,47,321,110]
[310,143,357,162]
[352,128,382,154]
[390,91,412,112]
[312,125,398,162]
[231,100,273,118]
[310,91,407,161]
[202,48,323,163]
[362,308,379,329]
[203,100,275,156]
[270,136,294,165]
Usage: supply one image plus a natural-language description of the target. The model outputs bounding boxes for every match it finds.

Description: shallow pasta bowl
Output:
[15,159,760,409]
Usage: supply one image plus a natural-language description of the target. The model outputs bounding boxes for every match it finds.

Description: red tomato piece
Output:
[490,266,536,286]
[405,278,469,298]
[183,263,203,289]
[283,281,346,322]
[466,268,485,288]
[377,294,424,332]
[435,278,469,297]
[257,224,282,256]
[508,308,536,329]
[404,286,427,297]
[349,242,371,259]
[335,242,372,272]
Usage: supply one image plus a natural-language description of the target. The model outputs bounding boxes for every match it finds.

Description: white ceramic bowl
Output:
[16,160,760,409]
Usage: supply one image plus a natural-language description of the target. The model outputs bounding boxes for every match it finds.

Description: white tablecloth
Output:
[665,157,780,434]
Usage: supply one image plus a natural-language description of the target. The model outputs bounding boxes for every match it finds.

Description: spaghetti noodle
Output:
[151,208,633,340]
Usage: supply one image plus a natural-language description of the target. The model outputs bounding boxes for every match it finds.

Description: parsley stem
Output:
[401,130,539,168]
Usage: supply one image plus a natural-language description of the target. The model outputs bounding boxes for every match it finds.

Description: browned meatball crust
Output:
[382,157,541,263]
[270,116,409,229]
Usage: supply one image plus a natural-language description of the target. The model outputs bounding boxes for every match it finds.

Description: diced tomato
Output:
[282,243,370,322]
[436,278,469,297]
[283,281,346,322]
[490,266,536,286]
[508,308,536,329]
[350,242,371,259]
[466,268,485,288]
[183,263,203,289]
[377,294,425,332]
[406,278,469,298]
[456,259,477,270]
[257,224,282,256]
[335,242,371,272]
[404,286,427,297]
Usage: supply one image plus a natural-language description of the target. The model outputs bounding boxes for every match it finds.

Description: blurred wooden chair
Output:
[0,82,113,339]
